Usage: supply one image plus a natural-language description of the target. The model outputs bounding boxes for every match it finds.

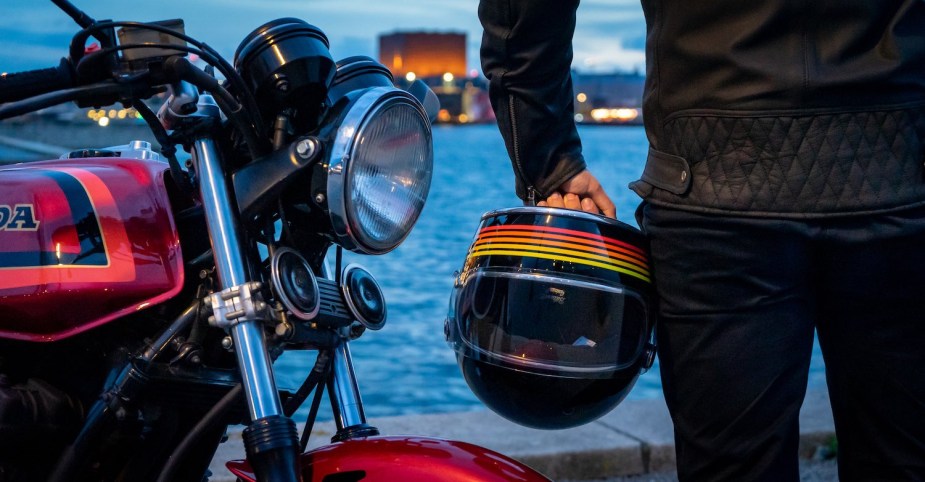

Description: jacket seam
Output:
[507,93,535,201]
[653,0,664,143]
[661,100,925,125]
[501,0,533,202]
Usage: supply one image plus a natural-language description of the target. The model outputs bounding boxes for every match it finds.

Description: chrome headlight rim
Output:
[326,86,433,255]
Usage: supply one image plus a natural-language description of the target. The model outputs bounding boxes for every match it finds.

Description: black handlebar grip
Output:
[0,58,75,104]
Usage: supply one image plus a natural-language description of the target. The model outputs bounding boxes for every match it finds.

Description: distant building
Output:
[377,31,645,125]
[379,32,467,80]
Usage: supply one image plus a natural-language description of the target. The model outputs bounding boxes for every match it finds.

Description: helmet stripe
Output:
[467,248,651,283]
[479,224,646,257]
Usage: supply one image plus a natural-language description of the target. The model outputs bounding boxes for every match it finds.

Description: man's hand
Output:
[536,170,616,218]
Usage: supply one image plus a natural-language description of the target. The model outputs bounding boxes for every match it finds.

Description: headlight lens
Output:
[328,87,433,254]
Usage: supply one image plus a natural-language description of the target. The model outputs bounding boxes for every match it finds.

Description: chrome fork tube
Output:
[328,340,367,430]
[193,138,282,420]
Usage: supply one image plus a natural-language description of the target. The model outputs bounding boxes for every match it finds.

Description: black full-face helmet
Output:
[446,207,656,430]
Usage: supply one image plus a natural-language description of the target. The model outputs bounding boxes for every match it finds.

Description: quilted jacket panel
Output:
[631,105,925,217]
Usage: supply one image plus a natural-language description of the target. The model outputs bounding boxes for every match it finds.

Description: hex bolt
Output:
[296,138,316,159]
[221,336,234,350]
[314,192,326,204]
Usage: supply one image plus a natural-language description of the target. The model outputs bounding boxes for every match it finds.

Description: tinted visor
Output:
[451,270,649,376]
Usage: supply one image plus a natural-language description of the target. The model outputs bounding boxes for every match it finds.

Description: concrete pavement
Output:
[208,388,836,481]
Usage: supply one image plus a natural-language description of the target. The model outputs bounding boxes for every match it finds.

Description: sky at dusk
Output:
[0,0,646,76]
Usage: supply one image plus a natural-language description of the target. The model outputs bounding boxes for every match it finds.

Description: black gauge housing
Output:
[234,18,336,129]
[326,56,394,107]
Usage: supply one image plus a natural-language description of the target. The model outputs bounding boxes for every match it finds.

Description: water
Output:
[0,124,826,419]
[273,123,828,420]
[0,144,40,163]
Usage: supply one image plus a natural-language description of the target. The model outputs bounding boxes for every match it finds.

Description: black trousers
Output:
[638,203,925,482]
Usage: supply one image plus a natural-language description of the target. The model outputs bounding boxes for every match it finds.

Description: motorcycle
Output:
[0,1,551,481]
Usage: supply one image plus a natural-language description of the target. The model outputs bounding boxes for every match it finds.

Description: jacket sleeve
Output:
[479,0,586,201]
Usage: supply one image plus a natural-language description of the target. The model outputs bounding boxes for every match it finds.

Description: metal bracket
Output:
[207,281,267,329]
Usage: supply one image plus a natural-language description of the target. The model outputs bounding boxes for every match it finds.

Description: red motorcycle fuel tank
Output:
[0,157,183,342]
[226,436,552,482]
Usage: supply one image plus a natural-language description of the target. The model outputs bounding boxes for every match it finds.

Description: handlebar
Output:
[0,58,75,104]
[0,82,127,121]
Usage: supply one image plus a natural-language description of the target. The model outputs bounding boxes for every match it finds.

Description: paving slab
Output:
[597,395,676,473]
[208,388,835,481]
[594,388,835,474]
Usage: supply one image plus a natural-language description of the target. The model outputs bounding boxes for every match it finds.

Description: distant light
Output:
[469,69,479,78]
[405,72,416,82]
[589,107,639,122]
[442,72,454,82]
[437,109,451,123]
[614,108,638,120]
[117,109,127,119]
[107,109,116,119]
[458,114,469,123]
[87,110,95,119]
[574,114,584,122]
[576,93,587,103]
[98,117,110,127]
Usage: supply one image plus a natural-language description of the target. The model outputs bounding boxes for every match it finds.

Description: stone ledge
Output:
[208,388,834,481]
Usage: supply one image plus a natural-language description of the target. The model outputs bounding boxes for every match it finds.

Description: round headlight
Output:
[327,87,433,254]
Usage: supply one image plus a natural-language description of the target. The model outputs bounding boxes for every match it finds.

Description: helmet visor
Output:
[451,270,649,376]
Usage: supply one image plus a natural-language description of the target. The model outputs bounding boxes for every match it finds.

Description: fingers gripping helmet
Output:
[446,207,656,430]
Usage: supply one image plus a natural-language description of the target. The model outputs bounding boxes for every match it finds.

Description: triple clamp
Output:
[207,281,267,329]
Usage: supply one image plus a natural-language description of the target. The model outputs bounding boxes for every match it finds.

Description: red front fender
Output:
[226,436,551,482]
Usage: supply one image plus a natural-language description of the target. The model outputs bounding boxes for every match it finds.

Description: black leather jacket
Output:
[479,0,925,216]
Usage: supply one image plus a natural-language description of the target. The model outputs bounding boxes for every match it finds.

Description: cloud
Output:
[574,0,646,72]
[1,0,647,73]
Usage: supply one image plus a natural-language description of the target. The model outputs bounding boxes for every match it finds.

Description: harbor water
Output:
[0,122,827,420]
[272,124,829,420]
